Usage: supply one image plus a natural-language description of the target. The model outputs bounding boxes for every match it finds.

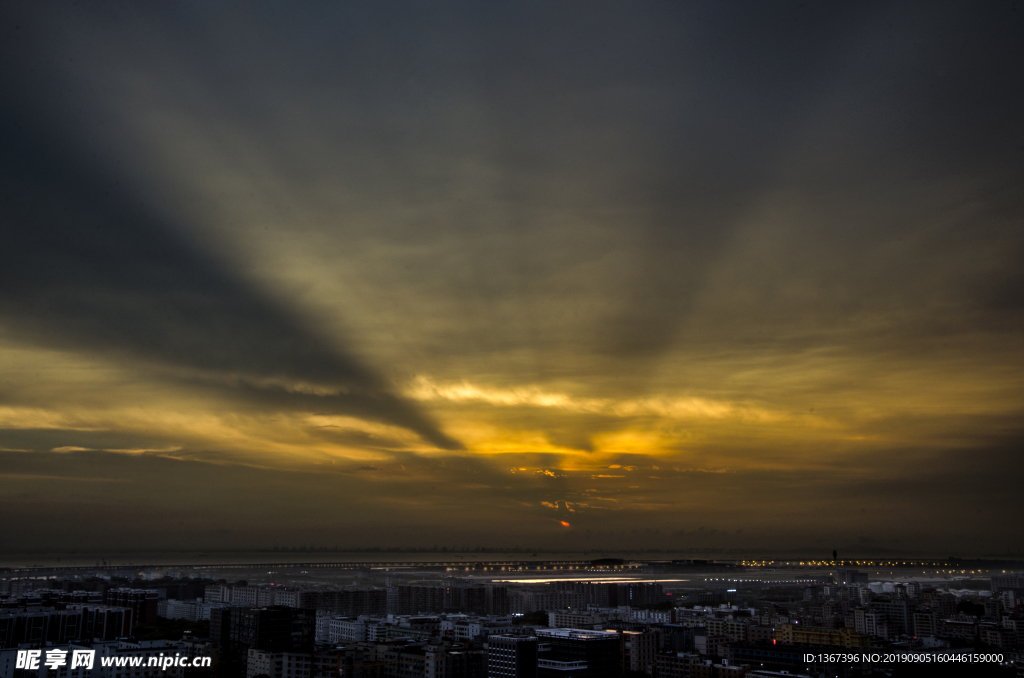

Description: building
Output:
[657,625,696,654]
[209,606,234,651]
[773,625,869,649]
[871,598,913,636]
[991,573,1024,591]
[980,625,1017,648]
[443,616,513,642]
[0,606,132,649]
[322,617,372,644]
[425,644,486,678]
[618,584,664,608]
[246,649,312,678]
[73,606,135,642]
[316,615,384,644]
[0,609,85,648]
[629,609,672,625]
[488,635,537,678]
[578,583,663,608]
[229,587,261,607]
[205,585,231,603]
[201,584,387,617]
[369,641,427,678]
[689,663,749,678]
[392,587,447,616]
[724,645,805,674]
[913,609,938,637]
[158,599,228,622]
[863,612,889,641]
[693,635,728,658]
[745,627,772,644]
[535,628,621,678]
[441,582,509,617]
[834,571,868,586]
[546,612,606,630]
[231,607,316,655]
[104,590,159,627]
[717,621,753,643]
[852,609,889,639]
[620,629,659,674]
[938,617,978,640]
[297,590,388,616]
[654,652,701,678]
[509,589,584,615]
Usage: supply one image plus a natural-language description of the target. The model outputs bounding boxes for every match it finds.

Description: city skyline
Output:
[0,2,1022,555]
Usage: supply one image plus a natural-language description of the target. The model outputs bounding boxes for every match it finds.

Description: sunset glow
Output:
[0,1,1021,556]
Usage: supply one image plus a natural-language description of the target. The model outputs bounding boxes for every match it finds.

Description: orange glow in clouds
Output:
[560,521,571,527]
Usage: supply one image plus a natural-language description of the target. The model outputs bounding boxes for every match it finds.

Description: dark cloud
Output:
[0,96,459,450]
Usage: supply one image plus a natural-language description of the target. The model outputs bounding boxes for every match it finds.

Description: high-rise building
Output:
[215,606,316,678]
[835,570,869,585]
[991,573,1024,591]
[621,629,660,674]
[913,608,938,637]
[618,583,664,607]
[210,607,241,678]
[486,586,510,616]
[536,628,621,678]
[871,598,914,636]
[104,589,159,627]
[231,607,315,655]
[210,606,234,648]
[393,586,447,615]
[204,584,231,603]
[488,635,538,678]
[0,605,132,648]
[441,581,508,616]
[75,605,134,641]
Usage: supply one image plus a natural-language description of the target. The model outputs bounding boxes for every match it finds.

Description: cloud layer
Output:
[0,1,1021,555]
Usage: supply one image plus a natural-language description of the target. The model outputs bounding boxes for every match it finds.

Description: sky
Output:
[0,1,1022,557]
